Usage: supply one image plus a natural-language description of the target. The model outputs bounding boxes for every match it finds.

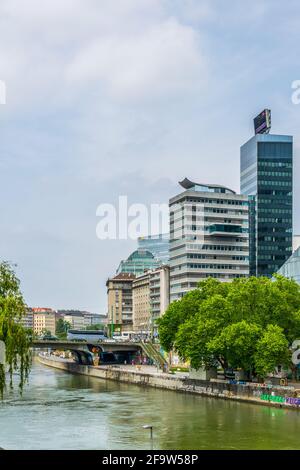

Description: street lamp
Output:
[142,425,153,450]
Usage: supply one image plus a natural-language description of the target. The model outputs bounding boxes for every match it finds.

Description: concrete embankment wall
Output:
[38,355,300,410]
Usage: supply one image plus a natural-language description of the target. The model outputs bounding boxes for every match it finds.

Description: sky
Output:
[0,0,299,313]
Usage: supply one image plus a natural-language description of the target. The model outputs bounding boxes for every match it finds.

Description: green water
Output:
[0,360,300,450]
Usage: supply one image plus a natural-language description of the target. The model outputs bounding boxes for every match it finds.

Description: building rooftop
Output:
[179,178,236,194]
[111,273,136,280]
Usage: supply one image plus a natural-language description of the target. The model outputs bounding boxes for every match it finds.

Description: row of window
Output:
[187,253,247,261]
[259,190,292,196]
[169,244,247,253]
[183,198,248,206]
[258,245,292,252]
[258,237,293,245]
[203,208,246,215]
[177,235,248,243]
[258,255,288,261]
[259,180,292,187]
[186,264,246,270]
[258,218,292,223]
[258,171,292,178]
[201,244,247,251]
[258,208,292,214]
[258,161,292,168]
[183,225,248,233]
[204,217,248,224]
[258,198,292,205]
[258,225,292,233]
[171,273,248,290]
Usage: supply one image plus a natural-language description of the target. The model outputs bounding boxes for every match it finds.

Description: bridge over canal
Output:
[31,340,167,368]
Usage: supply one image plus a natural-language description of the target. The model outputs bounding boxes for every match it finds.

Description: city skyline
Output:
[0,0,299,313]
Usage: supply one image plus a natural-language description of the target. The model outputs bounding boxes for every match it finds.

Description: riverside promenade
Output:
[38,354,300,411]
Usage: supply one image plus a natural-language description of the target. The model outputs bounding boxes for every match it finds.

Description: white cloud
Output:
[0,0,207,110]
[0,0,299,312]
[66,18,206,101]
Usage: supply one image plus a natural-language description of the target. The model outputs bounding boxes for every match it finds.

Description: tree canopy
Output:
[0,262,31,396]
[157,276,300,378]
[56,318,70,338]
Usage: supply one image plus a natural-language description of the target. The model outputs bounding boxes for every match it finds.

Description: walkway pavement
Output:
[104,364,189,378]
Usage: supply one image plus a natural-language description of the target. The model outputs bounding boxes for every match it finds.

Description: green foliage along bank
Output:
[0,262,31,396]
[157,276,300,379]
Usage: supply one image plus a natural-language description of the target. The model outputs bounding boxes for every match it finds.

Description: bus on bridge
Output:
[67,329,107,342]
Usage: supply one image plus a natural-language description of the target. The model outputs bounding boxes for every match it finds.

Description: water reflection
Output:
[0,360,299,450]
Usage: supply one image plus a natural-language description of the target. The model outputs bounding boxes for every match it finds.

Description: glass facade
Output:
[117,249,160,276]
[241,134,293,277]
[137,234,169,264]
[278,247,300,284]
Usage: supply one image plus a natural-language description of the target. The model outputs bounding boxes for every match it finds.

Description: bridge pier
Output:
[72,350,93,365]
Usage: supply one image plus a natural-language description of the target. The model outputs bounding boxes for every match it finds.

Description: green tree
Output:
[0,262,31,396]
[254,325,290,378]
[207,321,262,377]
[157,275,300,379]
[56,318,70,338]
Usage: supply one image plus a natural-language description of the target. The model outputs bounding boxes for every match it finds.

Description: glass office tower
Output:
[138,234,169,264]
[240,134,293,277]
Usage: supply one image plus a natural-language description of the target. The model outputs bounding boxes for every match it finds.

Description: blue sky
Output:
[0,0,299,313]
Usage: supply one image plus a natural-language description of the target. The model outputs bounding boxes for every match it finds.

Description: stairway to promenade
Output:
[138,341,168,370]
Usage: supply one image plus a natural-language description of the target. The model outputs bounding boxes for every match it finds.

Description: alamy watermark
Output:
[291,80,300,105]
[292,340,300,365]
[95,195,205,242]
[0,80,6,105]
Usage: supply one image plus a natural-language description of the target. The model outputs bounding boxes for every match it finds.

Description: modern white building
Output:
[293,235,300,252]
[169,179,250,301]
[277,246,300,283]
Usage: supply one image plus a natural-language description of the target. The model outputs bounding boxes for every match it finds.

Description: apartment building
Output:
[33,311,56,336]
[149,265,170,335]
[132,272,150,334]
[106,273,135,333]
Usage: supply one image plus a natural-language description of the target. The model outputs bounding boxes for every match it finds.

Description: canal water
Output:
[1,360,300,450]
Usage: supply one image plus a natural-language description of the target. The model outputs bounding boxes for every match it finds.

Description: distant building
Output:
[132,272,150,334]
[33,311,56,336]
[149,265,170,335]
[106,273,135,333]
[57,310,106,328]
[132,265,170,336]
[277,247,300,283]
[19,308,34,330]
[117,249,160,276]
[32,307,54,313]
[83,312,107,327]
[64,313,85,330]
[169,179,249,301]
[138,234,169,264]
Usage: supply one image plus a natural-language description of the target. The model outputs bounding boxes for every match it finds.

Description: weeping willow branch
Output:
[0,262,32,397]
